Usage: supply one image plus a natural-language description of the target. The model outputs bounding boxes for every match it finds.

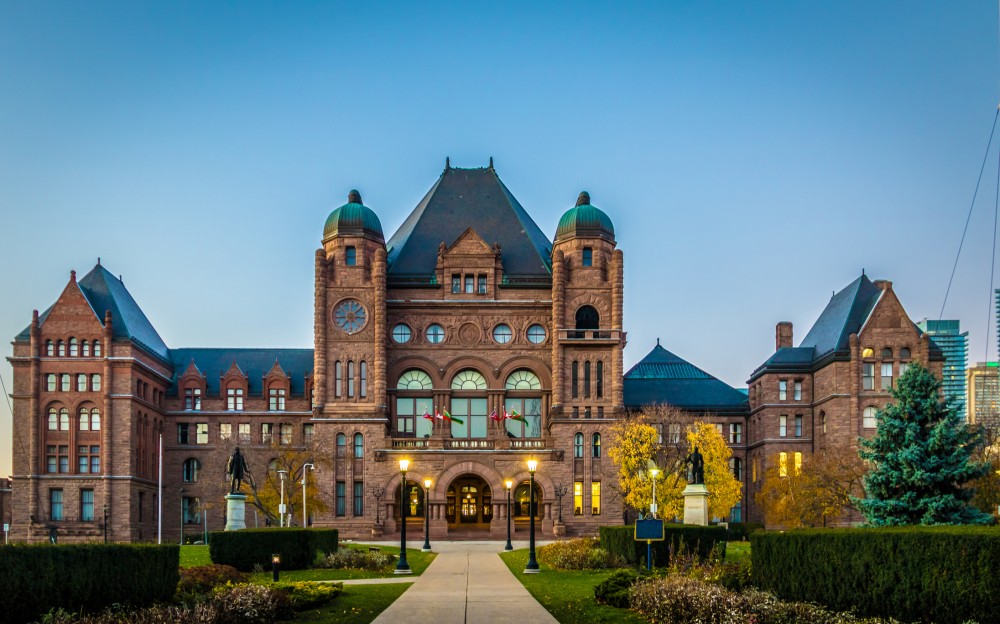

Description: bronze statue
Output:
[686,446,705,485]
[226,447,253,494]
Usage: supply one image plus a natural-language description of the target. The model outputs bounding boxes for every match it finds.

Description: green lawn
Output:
[725,540,750,563]
[499,550,649,624]
[292,583,411,624]
[180,544,212,567]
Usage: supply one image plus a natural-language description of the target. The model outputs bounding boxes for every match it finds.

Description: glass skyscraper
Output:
[917,320,969,421]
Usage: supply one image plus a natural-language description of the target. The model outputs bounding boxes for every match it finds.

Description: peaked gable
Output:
[624,343,749,412]
[34,274,106,336]
[798,274,882,357]
[78,264,170,361]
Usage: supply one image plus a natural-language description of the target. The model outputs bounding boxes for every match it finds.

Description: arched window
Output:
[93,340,101,357]
[46,340,54,356]
[335,361,343,398]
[583,361,591,398]
[347,361,355,397]
[336,433,346,458]
[183,458,200,482]
[571,361,579,398]
[900,347,911,359]
[59,408,69,431]
[592,432,602,458]
[57,340,65,357]
[90,408,100,431]
[353,433,364,458]
[397,369,433,390]
[81,340,90,357]
[69,338,78,357]
[360,361,367,397]
[575,305,600,330]
[730,457,742,481]
[48,407,58,430]
[862,347,874,358]
[863,406,878,429]
[596,361,603,398]
[79,408,90,431]
[881,348,893,359]
[505,370,541,390]
[574,433,583,458]
[513,481,542,518]
[451,369,487,390]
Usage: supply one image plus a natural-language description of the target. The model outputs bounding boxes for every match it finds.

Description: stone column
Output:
[611,249,625,410]
[373,248,387,411]
[550,250,565,410]
[313,250,328,409]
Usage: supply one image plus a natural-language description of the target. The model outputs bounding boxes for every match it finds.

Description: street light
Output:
[277,469,288,527]
[421,478,432,552]
[103,503,108,543]
[395,459,412,574]
[301,463,314,528]
[524,459,540,574]
[504,479,513,551]
[272,553,281,582]
[649,467,660,518]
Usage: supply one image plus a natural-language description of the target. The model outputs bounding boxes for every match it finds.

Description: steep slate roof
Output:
[624,343,749,413]
[385,165,553,279]
[798,274,883,357]
[16,264,170,362]
[168,348,314,397]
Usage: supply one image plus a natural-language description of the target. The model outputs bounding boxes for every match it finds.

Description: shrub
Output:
[272,581,342,610]
[176,564,247,604]
[208,528,338,571]
[316,547,396,571]
[537,537,625,570]
[724,522,764,541]
[0,543,179,624]
[599,524,726,568]
[594,569,646,608]
[751,526,1000,624]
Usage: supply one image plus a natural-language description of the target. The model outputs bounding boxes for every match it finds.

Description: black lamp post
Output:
[395,459,412,574]
[504,479,513,551]
[272,553,280,582]
[421,478,432,552]
[103,504,108,543]
[554,485,569,523]
[523,459,540,573]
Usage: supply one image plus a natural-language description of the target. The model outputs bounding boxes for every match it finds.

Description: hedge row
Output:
[599,524,726,568]
[0,543,179,624]
[751,526,1000,624]
[724,522,764,541]
[209,528,338,571]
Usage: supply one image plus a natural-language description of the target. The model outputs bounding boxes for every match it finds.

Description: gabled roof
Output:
[16,264,170,362]
[624,343,749,413]
[168,348,314,397]
[798,274,882,358]
[385,165,553,279]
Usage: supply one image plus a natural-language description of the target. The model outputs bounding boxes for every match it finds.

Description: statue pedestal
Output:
[682,483,709,526]
[225,494,247,531]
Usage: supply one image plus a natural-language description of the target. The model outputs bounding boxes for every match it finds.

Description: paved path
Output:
[369,541,558,624]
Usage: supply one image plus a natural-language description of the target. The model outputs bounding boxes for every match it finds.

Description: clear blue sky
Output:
[2,1,999,476]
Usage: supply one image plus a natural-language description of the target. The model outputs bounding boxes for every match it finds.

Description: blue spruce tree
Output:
[856,362,993,525]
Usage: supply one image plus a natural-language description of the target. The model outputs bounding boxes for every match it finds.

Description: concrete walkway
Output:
[369,541,558,624]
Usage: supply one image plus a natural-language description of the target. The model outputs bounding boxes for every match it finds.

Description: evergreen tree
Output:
[856,362,994,525]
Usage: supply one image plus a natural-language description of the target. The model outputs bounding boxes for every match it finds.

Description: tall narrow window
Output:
[46,374,56,391]
[794,452,803,475]
[69,338,78,357]
[794,415,803,438]
[582,247,593,266]
[196,423,209,444]
[81,340,90,357]
[821,411,827,434]
[91,374,101,392]
[779,415,787,437]
[668,423,681,444]
[477,274,487,294]
[47,446,57,472]
[452,274,461,293]
[303,423,314,445]
[880,363,893,390]
[793,381,802,401]
[730,457,742,480]
[59,408,69,431]
[583,362,591,398]
[596,361,603,398]
[862,363,875,390]
[348,361,356,397]
[353,481,364,516]
[779,452,788,478]
[261,423,273,443]
[573,482,583,515]
[592,432,601,458]
[353,433,364,458]
[78,446,90,473]
[729,423,742,444]
[591,482,601,515]
[279,423,292,445]
[464,275,474,293]
[345,246,356,266]
[48,408,57,431]
[574,433,583,458]
[46,340,54,356]
[58,445,68,473]
[571,361,579,399]
[183,458,200,482]
[79,408,90,431]
[336,481,346,516]
[91,409,100,431]
[77,374,87,392]
[57,340,65,357]
[336,433,346,458]
[360,361,368,397]
[335,361,343,398]
[50,489,64,521]
[778,380,787,400]
[93,340,101,357]
[177,423,190,445]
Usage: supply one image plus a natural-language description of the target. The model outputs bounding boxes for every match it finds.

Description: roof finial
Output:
[656,337,660,346]
[348,189,362,204]
[862,268,865,276]
[97,257,101,266]
[445,156,450,170]
[576,191,590,207]
[70,270,76,282]
[489,156,494,169]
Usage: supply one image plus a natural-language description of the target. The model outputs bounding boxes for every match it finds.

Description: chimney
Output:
[873,279,892,292]
[776,322,793,350]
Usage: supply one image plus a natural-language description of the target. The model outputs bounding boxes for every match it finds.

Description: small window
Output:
[900,347,911,359]
[261,423,273,443]
[336,481,346,517]
[862,363,875,390]
[451,274,461,293]
[93,340,101,357]
[527,324,546,344]
[582,247,593,266]
[392,324,412,343]
[91,374,101,392]
[668,423,681,444]
[227,387,244,411]
[730,457,742,481]
[348,361,356,397]
[881,348,893,359]
[77,374,87,392]
[492,324,512,344]
[794,452,803,475]
[592,432,601,458]
[779,415,787,437]
[238,423,251,442]
[46,340,54,356]
[793,381,802,401]
[465,275,474,294]
[426,324,445,344]
[46,374,56,392]
[57,340,65,357]
[360,361,368,397]
[69,338,78,357]
[185,388,202,410]
[574,433,583,458]
[778,380,787,400]
[90,409,100,431]
[881,363,893,390]
[729,423,742,444]
[794,415,803,438]
[345,246,356,266]
[477,274,487,294]
[81,340,90,357]
[863,406,878,429]
[862,347,875,358]
[821,411,827,434]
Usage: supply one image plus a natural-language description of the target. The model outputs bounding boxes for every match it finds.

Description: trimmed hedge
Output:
[0,543,179,624]
[751,526,1000,624]
[599,524,726,568]
[208,528,339,571]
[725,522,764,541]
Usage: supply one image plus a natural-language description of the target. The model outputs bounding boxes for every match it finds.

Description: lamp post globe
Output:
[395,459,412,574]
[504,478,513,551]
[649,467,660,517]
[421,478,433,552]
[524,460,540,573]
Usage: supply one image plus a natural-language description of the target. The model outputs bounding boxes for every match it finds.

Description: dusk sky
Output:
[2,1,1000,476]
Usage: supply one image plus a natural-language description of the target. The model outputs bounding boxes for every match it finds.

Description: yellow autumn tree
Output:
[755,445,864,528]
[686,422,742,519]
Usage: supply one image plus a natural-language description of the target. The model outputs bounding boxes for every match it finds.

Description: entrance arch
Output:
[446,474,493,530]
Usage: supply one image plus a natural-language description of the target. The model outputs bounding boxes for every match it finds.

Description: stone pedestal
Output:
[682,483,709,526]
[225,494,247,531]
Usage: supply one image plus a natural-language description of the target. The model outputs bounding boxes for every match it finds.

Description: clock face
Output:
[333,300,367,334]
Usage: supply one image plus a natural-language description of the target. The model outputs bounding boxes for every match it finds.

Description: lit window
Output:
[863,406,878,429]
[574,482,583,515]
[345,246,356,266]
[794,452,802,475]
[426,324,445,344]
[582,247,593,267]
[196,423,208,444]
[392,324,412,343]
[729,423,742,444]
[527,324,546,344]
[238,423,251,442]
[862,347,875,358]
[881,363,893,390]
[862,363,875,390]
[493,324,512,344]
[261,423,273,443]
[779,380,787,400]
[280,423,292,445]
[591,482,601,515]
[821,411,827,434]
[220,423,232,440]
[269,388,286,411]
[779,415,787,437]
[779,452,788,477]
[592,433,601,458]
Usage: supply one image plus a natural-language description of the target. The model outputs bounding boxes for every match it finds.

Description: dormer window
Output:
[345,246,357,266]
[185,388,202,411]
[582,247,593,266]
[227,387,244,411]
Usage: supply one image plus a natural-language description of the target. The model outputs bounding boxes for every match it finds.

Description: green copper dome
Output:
[554,191,615,243]
[323,190,384,243]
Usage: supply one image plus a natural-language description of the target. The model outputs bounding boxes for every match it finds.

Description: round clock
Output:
[333,299,367,334]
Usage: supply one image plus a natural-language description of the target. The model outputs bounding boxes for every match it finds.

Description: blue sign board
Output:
[634,518,664,541]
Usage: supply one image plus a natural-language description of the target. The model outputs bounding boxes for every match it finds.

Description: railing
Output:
[557,328,623,342]
[508,439,545,449]
[391,439,428,449]
[445,440,495,450]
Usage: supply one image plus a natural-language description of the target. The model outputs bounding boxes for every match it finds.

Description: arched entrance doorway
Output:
[446,474,493,534]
